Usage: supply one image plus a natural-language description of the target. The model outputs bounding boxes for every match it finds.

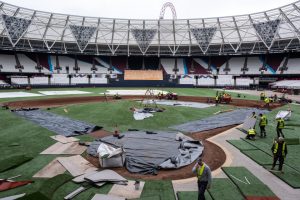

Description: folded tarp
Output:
[87,131,204,174]
[241,117,257,132]
[170,108,269,133]
[14,109,102,137]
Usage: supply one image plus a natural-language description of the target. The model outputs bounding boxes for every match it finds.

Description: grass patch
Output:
[140,180,175,200]
[263,165,300,188]
[208,178,244,200]
[0,87,259,103]
[284,138,300,145]
[177,191,212,200]
[222,167,277,198]
[0,155,33,173]
[227,140,258,151]
[49,100,231,132]
[241,149,274,165]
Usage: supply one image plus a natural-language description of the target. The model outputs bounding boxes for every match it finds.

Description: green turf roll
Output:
[241,149,274,165]
[177,191,212,200]
[140,180,176,200]
[227,140,258,151]
[264,165,300,188]
[222,167,276,197]
[0,155,33,173]
[208,178,244,200]
[19,174,73,200]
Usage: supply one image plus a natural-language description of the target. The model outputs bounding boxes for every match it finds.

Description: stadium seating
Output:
[17,54,38,73]
[0,54,19,72]
[246,57,263,74]
[219,57,244,75]
[285,58,300,74]
[160,58,176,74]
[11,77,28,85]
[30,76,49,85]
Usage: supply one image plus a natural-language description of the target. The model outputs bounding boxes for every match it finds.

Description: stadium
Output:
[0,0,300,199]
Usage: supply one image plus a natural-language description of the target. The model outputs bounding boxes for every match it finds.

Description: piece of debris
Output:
[33,158,66,178]
[40,142,87,155]
[57,155,97,177]
[90,194,125,200]
[108,180,145,199]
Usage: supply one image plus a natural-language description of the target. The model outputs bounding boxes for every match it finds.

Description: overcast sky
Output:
[2,0,297,19]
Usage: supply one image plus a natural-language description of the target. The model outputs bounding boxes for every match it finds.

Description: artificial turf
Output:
[222,167,277,198]
[0,87,259,103]
[208,178,244,200]
[263,165,300,188]
[0,155,33,173]
[139,180,176,200]
[241,149,274,165]
[48,100,232,132]
[177,191,213,200]
[227,140,258,151]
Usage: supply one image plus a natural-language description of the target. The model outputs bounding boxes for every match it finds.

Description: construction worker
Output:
[246,128,256,140]
[259,113,268,138]
[215,95,219,106]
[192,158,212,200]
[264,97,270,110]
[260,92,265,101]
[271,137,287,173]
[276,118,285,138]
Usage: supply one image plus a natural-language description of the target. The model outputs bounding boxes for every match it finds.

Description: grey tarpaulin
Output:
[87,131,204,174]
[14,109,101,137]
[170,108,269,133]
[241,117,257,131]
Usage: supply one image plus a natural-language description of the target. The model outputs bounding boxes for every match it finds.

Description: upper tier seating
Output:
[17,54,38,73]
[285,58,300,74]
[219,57,244,75]
[246,57,263,74]
[193,58,217,74]
[0,54,19,72]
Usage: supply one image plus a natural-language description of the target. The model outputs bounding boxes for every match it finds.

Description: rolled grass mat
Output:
[241,139,272,154]
[222,167,276,198]
[284,138,300,145]
[0,155,33,173]
[263,165,300,188]
[227,140,257,151]
[133,195,161,200]
[19,174,73,200]
[245,197,280,200]
[241,149,274,165]
[177,191,212,200]
[208,178,244,200]
[140,181,175,200]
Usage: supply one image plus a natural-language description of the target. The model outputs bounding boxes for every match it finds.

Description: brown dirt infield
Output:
[4,95,282,109]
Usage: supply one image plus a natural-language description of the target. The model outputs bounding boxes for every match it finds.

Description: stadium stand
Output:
[160,58,176,74]
[219,57,244,75]
[246,57,263,74]
[0,54,19,72]
[17,54,38,73]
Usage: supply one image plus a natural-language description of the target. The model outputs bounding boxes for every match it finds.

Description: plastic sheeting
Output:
[14,109,101,137]
[276,110,292,120]
[87,131,204,174]
[171,108,269,133]
[140,100,213,109]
